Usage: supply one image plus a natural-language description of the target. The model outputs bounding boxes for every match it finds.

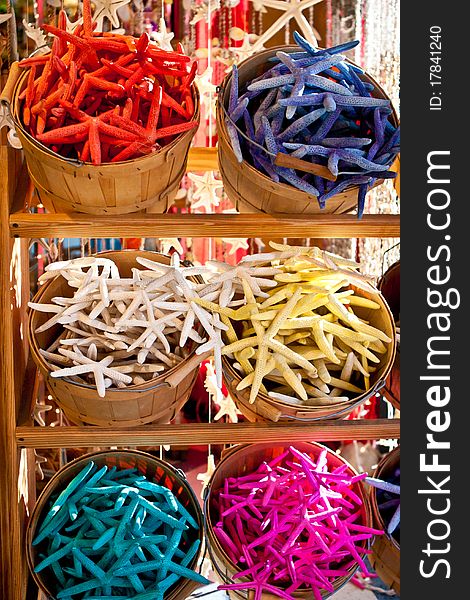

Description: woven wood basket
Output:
[368,446,400,594]
[26,449,204,600]
[1,60,199,215]
[203,442,373,599]
[222,285,396,423]
[378,261,400,410]
[28,250,208,427]
[217,46,399,215]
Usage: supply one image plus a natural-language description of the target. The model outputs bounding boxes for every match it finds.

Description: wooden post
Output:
[0,143,28,600]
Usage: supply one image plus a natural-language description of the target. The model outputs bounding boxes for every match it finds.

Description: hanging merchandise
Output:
[190,0,221,26]
[247,0,323,52]
[90,0,131,31]
[188,170,224,211]
[22,19,48,51]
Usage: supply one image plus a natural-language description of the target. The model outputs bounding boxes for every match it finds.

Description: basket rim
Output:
[203,442,372,592]
[12,63,200,168]
[217,44,399,199]
[26,449,204,600]
[28,249,204,396]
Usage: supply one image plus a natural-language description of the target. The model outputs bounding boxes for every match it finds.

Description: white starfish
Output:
[136,254,225,355]
[32,400,53,427]
[125,298,182,354]
[65,13,83,34]
[204,361,225,405]
[196,453,216,499]
[52,348,132,397]
[22,19,49,51]
[229,32,258,64]
[160,238,184,255]
[222,238,249,256]
[213,393,240,422]
[248,0,323,52]
[91,0,131,31]
[188,171,224,212]
[205,260,280,304]
[0,13,12,26]
[35,450,48,480]
[151,17,174,51]
[195,67,218,114]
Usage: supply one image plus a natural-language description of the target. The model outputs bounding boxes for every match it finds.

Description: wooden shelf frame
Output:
[9,212,400,240]
[16,419,400,448]
[0,144,400,600]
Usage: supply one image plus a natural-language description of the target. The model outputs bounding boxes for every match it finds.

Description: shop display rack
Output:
[0,141,400,599]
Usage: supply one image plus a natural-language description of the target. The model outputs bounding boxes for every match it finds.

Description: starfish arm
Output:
[180,310,196,347]
[294,10,319,48]
[222,337,258,356]
[267,338,317,376]
[249,12,290,52]
[274,354,308,400]
[266,288,302,338]
[249,345,270,404]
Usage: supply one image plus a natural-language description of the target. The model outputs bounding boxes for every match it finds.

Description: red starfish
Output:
[36,105,140,165]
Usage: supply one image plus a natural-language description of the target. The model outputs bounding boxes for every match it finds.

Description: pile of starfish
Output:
[17,0,197,165]
[30,255,226,397]
[196,242,392,408]
[225,31,400,215]
[30,245,392,405]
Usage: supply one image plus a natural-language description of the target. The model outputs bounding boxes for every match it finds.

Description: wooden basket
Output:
[217,46,399,215]
[378,261,400,410]
[368,446,400,594]
[222,285,396,423]
[28,250,209,427]
[203,442,373,599]
[1,60,199,215]
[26,449,204,600]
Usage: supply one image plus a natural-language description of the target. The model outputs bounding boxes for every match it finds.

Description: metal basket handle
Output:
[0,61,23,149]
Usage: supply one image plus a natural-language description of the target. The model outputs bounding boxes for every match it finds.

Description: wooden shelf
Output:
[16,419,400,448]
[1,138,400,600]
[10,212,400,239]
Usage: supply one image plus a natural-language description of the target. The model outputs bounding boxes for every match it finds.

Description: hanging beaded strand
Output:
[257,8,263,37]
[251,2,256,36]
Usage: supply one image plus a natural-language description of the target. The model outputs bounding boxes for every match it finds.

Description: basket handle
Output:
[274,152,337,182]
[0,61,21,106]
[164,349,212,389]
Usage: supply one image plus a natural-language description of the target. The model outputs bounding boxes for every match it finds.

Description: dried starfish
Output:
[52,347,132,397]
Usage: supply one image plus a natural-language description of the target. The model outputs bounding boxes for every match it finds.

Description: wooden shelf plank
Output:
[10,213,400,239]
[187,147,218,172]
[16,418,399,448]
